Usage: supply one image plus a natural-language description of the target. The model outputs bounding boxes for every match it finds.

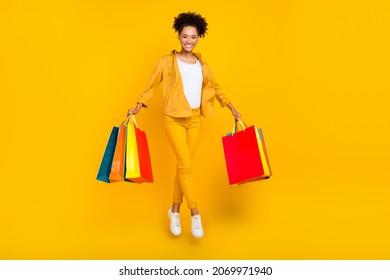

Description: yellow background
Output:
[1,0,389,259]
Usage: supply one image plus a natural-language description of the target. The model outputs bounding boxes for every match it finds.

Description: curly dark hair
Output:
[172,12,208,38]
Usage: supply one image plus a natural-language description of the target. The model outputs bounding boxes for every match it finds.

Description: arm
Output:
[227,102,241,120]
[127,58,163,115]
[204,61,241,120]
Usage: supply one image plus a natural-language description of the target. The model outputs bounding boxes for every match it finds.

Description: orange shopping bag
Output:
[109,117,129,182]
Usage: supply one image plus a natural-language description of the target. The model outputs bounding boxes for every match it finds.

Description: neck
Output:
[179,49,194,57]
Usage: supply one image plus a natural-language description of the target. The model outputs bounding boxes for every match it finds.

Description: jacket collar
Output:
[171,50,203,63]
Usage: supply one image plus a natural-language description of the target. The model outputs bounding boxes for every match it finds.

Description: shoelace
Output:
[171,213,181,228]
[192,216,202,229]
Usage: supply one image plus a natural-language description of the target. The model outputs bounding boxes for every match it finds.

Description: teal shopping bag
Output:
[96,126,119,183]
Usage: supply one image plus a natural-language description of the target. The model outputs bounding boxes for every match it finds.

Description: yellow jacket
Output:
[137,50,231,117]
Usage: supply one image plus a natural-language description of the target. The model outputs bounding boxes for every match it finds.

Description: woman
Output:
[128,12,241,238]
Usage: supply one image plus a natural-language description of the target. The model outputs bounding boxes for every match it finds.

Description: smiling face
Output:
[177,25,200,53]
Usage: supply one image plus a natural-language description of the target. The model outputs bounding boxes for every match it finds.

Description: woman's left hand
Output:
[231,109,241,120]
[227,103,241,120]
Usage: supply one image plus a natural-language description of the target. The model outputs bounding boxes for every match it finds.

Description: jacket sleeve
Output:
[203,61,231,107]
[137,58,163,108]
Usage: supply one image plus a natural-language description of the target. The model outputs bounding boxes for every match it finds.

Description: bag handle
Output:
[128,114,139,128]
[120,115,138,128]
[232,119,247,135]
[121,116,130,125]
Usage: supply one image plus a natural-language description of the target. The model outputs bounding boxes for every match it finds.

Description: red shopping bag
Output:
[133,125,154,183]
[222,120,271,185]
[125,115,154,183]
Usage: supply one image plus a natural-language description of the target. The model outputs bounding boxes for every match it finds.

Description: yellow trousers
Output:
[164,108,201,209]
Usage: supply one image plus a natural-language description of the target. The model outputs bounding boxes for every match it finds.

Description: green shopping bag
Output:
[96,126,119,183]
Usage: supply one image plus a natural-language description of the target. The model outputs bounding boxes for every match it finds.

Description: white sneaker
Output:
[191,215,204,238]
[168,209,181,236]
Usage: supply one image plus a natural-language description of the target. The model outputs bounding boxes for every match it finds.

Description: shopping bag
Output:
[124,118,140,180]
[222,120,271,185]
[109,118,128,182]
[256,128,272,178]
[236,120,271,181]
[96,126,119,183]
[134,123,154,183]
[125,115,154,183]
